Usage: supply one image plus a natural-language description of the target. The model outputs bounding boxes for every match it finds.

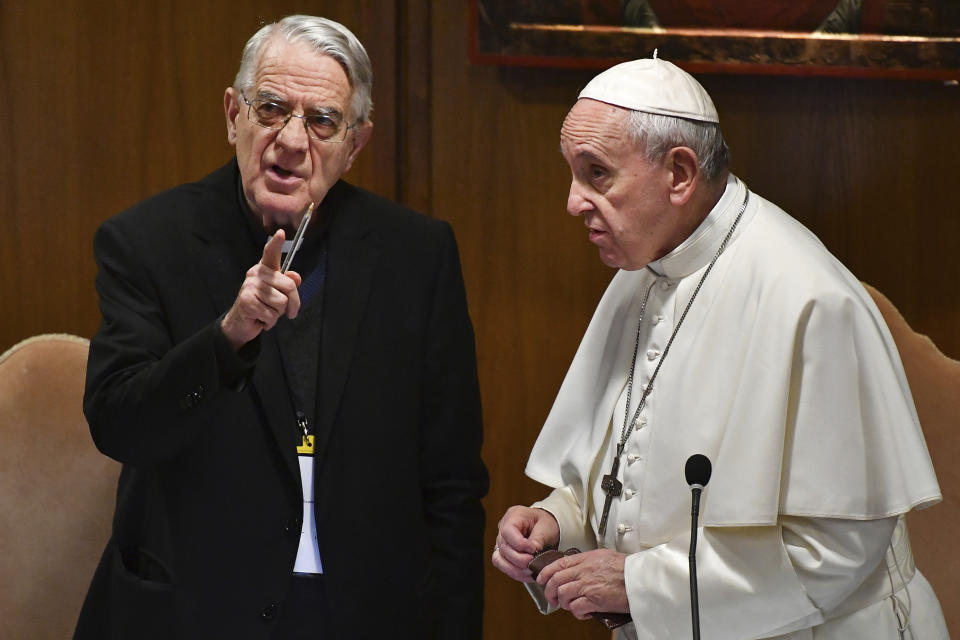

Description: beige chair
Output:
[0,334,120,640]
[863,284,959,636]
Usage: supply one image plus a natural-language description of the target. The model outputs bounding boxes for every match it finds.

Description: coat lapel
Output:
[190,164,258,316]
[190,162,301,487]
[313,183,380,468]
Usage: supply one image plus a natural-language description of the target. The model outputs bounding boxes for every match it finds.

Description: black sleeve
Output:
[83,218,250,467]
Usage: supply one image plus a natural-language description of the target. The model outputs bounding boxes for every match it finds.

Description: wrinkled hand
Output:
[221,231,302,350]
[491,506,560,583]
[537,549,629,619]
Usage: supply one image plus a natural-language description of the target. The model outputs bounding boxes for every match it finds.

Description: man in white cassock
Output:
[491,57,949,639]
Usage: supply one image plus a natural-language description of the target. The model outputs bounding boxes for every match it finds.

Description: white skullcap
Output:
[578,56,719,124]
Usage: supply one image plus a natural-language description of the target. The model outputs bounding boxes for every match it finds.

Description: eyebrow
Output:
[310,106,344,120]
[254,90,344,119]
[255,90,287,104]
[561,142,606,165]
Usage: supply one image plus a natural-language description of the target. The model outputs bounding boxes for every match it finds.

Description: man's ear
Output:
[342,121,373,172]
[666,146,700,206]
[224,87,240,146]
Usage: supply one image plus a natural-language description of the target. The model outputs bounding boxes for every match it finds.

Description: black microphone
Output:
[685,454,712,640]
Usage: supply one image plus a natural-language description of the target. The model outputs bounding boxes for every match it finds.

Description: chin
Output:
[598,251,627,270]
[252,194,310,228]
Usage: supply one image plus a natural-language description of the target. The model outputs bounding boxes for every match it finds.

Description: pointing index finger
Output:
[262,230,285,271]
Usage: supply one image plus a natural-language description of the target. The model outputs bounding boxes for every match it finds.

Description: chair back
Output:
[0,334,119,640]
[864,284,959,635]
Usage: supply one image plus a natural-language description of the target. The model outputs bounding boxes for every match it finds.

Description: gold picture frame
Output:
[470,0,960,80]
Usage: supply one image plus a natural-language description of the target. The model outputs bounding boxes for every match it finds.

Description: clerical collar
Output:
[647,174,747,279]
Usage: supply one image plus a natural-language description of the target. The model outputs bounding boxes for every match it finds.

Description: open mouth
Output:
[272,165,294,178]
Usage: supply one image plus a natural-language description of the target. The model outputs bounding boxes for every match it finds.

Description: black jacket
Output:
[75,160,487,639]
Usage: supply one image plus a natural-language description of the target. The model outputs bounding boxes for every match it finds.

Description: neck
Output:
[686,173,728,227]
[646,173,729,269]
[698,172,729,214]
[657,176,727,261]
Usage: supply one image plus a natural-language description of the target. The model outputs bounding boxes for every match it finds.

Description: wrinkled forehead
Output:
[560,99,631,150]
[252,37,353,108]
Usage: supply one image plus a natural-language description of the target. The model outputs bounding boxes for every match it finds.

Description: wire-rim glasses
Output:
[241,93,357,143]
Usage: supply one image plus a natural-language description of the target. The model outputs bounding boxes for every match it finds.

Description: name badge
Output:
[293,435,323,574]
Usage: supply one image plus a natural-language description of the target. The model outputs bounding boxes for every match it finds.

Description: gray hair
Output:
[234,15,373,123]
[624,110,730,182]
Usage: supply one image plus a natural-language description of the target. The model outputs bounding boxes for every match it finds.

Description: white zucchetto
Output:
[578,56,720,124]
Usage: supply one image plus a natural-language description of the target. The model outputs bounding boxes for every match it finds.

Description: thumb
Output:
[528,528,552,552]
[528,514,560,551]
[262,230,285,271]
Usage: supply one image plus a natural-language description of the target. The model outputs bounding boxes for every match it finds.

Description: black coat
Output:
[75,160,488,640]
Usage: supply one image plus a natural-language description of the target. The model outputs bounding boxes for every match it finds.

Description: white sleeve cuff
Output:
[531,485,597,553]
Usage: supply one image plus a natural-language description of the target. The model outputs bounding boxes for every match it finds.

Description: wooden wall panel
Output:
[431,4,614,638]
[430,2,960,638]
[0,0,398,352]
[712,73,960,354]
[397,0,433,214]
[2,0,959,636]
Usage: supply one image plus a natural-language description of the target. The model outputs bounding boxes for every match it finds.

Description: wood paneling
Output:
[712,72,960,355]
[397,0,432,213]
[2,0,958,636]
[432,4,621,638]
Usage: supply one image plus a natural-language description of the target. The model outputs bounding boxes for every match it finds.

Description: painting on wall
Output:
[470,0,960,79]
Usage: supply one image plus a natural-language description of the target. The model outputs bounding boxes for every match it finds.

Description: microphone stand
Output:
[684,453,711,640]
[688,483,704,640]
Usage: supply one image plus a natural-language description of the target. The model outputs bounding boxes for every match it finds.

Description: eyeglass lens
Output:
[247,98,345,141]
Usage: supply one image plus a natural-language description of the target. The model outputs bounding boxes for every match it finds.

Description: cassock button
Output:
[646,349,660,361]
[627,454,641,465]
[652,314,664,325]
[634,417,647,429]
[261,602,278,620]
[180,385,205,411]
[616,523,632,535]
[623,489,635,500]
[660,280,674,291]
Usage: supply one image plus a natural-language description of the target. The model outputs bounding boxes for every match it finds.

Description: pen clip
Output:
[280,202,315,273]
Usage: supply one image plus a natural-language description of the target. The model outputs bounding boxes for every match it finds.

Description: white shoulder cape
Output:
[525,180,940,545]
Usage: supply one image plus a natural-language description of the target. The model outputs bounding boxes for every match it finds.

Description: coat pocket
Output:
[109,545,178,639]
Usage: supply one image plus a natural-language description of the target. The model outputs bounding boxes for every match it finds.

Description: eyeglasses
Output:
[241,93,357,143]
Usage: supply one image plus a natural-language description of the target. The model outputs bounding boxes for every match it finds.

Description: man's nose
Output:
[567,183,593,217]
[276,114,310,151]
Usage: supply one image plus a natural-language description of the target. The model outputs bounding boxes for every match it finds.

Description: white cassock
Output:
[525,175,949,639]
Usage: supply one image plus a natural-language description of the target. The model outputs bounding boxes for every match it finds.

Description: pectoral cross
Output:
[597,448,623,537]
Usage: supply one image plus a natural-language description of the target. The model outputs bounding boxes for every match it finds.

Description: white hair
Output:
[234,15,373,123]
[624,110,730,182]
